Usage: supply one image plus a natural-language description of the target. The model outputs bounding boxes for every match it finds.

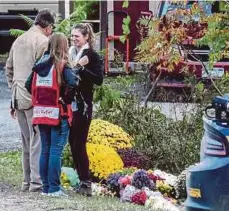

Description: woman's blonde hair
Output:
[71,23,95,49]
[49,33,69,86]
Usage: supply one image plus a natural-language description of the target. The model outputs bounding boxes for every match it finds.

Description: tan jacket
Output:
[5,26,48,110]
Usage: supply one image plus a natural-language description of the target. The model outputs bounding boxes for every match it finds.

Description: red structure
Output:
[112,0,149,61]
[101,1,160,74]
[105,35,129,74]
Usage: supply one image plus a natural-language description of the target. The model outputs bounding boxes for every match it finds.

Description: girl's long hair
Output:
[49,33,69,86]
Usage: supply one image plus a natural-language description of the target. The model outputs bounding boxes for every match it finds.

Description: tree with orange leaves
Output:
[135,1,229,103]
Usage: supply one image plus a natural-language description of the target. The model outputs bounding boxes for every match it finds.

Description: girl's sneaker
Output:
[41,192,48,196]
[48,190,68,198]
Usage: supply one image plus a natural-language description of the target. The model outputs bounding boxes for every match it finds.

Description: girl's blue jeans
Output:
[38,119,69,193]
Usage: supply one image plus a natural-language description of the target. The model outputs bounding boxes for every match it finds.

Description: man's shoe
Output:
[21,183,29,192]
[29,183,42,192]
[76,181,92,197]
[29,187,42,193]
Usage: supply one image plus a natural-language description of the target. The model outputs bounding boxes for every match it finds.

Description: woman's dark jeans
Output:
[69,105,92,182]
[39,119,69,193]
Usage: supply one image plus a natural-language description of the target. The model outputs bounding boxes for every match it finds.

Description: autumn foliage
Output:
[135,2,229,72]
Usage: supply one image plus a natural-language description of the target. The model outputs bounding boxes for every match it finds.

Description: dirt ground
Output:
[0,183,51,211]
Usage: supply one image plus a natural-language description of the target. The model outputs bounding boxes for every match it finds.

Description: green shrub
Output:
[62,143,74,168]
[94,85,121,109]
[94,96,203,174]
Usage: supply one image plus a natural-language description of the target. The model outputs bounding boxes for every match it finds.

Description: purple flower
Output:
[132,170,155,190]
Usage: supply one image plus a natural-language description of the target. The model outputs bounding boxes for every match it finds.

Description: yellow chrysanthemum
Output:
[87,143,124,179]
[88,119,133,150]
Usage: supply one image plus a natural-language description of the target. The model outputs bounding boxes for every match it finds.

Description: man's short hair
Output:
[34,9,55,28]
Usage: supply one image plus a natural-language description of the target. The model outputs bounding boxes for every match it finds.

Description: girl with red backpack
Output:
[26,33,78,197]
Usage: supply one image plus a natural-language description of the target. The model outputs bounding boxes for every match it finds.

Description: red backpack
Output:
[32,61,72,126]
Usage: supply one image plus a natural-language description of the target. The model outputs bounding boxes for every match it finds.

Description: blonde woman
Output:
[68,23,103,196]
[26,33,78,197]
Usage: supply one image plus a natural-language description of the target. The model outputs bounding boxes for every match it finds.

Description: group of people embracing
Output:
[5,9,103,197]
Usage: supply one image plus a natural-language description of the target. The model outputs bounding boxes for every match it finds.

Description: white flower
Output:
[120,185,138,202]
[154,169,177,186]
[145,196,180,211]
[142,187,162,198]
[91,183,102,196]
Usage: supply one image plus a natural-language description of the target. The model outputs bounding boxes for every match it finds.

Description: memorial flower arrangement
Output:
[105,168,180,210]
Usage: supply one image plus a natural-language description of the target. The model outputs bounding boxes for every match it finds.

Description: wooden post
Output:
[100,0,107,51]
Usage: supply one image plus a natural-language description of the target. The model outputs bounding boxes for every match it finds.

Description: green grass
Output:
[0,150,152,211]
[0,150,22,186]
[43,195,151,211]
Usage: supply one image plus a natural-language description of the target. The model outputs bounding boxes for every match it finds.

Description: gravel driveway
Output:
[0,69,21,152]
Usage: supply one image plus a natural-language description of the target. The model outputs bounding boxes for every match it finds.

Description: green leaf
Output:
[122,0,129,8]
[123,15,131,25]
[122,25,130,35]
[19,14,34,26]
[9,29,25,37]
[120,35,127,43]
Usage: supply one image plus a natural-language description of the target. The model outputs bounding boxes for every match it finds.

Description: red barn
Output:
[100,1,160,62]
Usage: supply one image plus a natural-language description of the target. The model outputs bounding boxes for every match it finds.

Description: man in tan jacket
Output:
[5,9,55,192]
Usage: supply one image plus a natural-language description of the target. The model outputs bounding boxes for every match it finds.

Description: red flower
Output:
[131,191,147,205]
[119,175,132,187]
[148,173,164,183]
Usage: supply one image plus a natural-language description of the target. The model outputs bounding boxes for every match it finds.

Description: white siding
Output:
[0,0,59,13]
[107,0,114,60]
[149,0,161,17]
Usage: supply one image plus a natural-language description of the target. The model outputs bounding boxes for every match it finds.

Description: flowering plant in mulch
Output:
[118,175,132,188]
[87,143,124,179]
[106,172,122,196]
[156,180,176,197]
[147,169,165,183]
[153,169,177,187]
[105,168,180,210]
[120,185,137,202]
[131,190,147,205]
[145,196,180,211]
[87,119,133,150]
[117,148,151,169]
[131,169,155,190]
[91,183,115,197]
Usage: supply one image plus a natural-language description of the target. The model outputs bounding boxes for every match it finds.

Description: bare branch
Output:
[144,70,162,107]
[181,44,223,96]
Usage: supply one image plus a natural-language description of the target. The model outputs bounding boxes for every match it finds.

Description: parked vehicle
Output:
[185,95,229,211]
